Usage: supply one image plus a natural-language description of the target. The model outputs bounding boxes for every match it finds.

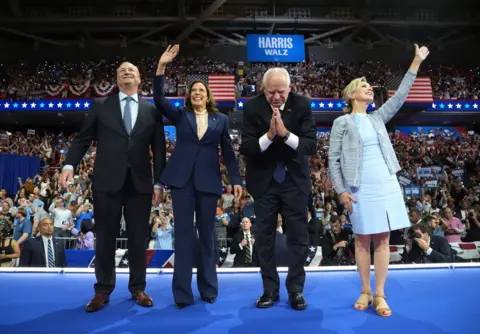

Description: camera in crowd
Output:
[335,234,355,265]
[407,227,422,240]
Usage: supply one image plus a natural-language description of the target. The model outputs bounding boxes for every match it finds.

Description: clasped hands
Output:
[267,108,288,141]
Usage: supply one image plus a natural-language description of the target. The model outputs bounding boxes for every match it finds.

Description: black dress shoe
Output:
[201,296,217,304]
[256,292,279,308]
[288,293,307,310]
[175,302,193,309]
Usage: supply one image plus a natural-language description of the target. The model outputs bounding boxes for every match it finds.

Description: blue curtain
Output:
[0,153,40,196]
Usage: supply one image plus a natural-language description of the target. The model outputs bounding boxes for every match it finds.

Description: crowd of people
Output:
[1,126,479,267]
[1,57,479,100]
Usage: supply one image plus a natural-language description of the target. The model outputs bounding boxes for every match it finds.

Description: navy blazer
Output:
[153,75,241,195]
[19,236,67,268]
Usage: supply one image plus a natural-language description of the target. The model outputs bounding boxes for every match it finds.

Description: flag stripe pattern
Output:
[386,76,433,102]
[187,74,235,101]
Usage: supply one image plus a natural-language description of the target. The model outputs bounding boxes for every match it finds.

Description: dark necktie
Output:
[274,161,286,183]
[123,96,133,135]
[47,239,55,267]
[245,233,252,263]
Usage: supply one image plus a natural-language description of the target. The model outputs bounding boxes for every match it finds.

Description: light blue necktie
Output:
[123,96,133,135]
[47,239,55,267]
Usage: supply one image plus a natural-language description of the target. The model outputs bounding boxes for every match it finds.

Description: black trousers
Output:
[253,173,309,294]
[170,176,219,304]
[92,170,151,295]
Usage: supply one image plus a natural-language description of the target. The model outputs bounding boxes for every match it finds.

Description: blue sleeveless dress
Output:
[345,113,410,235]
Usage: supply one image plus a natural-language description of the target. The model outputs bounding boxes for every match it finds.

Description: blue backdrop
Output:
[0,154,40,196]
[246,34,306,62]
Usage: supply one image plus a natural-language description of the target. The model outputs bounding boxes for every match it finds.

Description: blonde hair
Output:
[342,76,368,113]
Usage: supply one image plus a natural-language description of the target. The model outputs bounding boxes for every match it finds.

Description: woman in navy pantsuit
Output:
[154,45,242,308]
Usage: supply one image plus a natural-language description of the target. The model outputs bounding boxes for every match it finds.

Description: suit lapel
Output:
[109,94,128,135]
[201,113,219,141]
[38,237,46,266]
[53,238,60,266]
[260,95,274,125]
[281,96,293,126]
[185,111,198,139]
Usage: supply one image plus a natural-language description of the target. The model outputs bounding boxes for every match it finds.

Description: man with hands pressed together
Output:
[240,67,316,310]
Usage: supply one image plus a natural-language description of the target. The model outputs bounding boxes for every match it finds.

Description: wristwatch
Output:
[283,131,291,142]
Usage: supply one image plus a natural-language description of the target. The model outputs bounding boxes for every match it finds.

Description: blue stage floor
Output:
[0,268,478,334]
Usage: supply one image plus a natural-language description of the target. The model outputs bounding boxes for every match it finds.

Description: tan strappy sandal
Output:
[353,291,372,311]
[373,294,392,317]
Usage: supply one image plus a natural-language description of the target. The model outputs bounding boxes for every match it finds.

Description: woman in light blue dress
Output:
[328,44,430,317]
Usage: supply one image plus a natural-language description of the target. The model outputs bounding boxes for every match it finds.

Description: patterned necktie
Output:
[47,239,55,267]
[273,107,286,184]
[245,233,252,263]
[123,96,133,135]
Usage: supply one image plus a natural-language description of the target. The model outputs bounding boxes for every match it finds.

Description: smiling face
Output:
[342,77,374,112]
[189,82,208,110]
[116,62,141,90]
[348,80,374,104]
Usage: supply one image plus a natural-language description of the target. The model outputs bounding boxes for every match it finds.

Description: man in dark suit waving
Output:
[240,67,316,310]
[60,61,166,312]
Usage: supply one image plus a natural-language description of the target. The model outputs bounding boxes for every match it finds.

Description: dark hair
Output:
[81,219,94,234]
[413,222,432,235]
[185,80,218,114]
[330,215,341,224]
[17,207,27,218]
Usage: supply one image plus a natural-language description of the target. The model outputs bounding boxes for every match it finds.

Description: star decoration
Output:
[0,98,478,114]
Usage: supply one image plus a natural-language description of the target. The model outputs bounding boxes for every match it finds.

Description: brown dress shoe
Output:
[86,293,110,313]
[131,291,154,307]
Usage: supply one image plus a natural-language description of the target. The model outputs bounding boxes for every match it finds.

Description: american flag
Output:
[386,76,433,103]
[187,74,235,101]
[88,249,155,268]
[217,245,323,267]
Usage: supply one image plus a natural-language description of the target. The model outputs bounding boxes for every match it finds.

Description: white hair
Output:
[262,67,291,87]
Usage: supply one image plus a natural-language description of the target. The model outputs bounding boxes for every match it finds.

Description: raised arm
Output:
[375,44,430,124]
[154,45,182,124]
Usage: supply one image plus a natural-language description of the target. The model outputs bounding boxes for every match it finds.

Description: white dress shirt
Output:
[42,235,55,267]
[63,91,139,172]
[119,91,139,130]
[239,231,253,258]
[258,103,299,152]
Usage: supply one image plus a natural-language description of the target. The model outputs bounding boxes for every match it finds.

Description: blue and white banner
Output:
[0,97,234,112]
[247,34,306,63]
[236,98,375,112]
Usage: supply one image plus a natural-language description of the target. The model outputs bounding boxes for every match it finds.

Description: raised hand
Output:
[158,44,180,66]
[414,44,429,63]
